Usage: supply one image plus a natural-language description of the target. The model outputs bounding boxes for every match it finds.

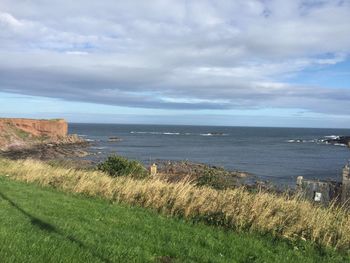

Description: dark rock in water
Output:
[209,132,224,135]
[108,136,122,142]
[322,136,350,147]
[338,136,350,147]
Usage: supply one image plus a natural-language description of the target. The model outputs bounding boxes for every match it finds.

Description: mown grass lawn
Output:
[0,176,348,263]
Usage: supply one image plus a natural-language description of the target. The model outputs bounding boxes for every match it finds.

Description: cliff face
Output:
[0,118,69,150]
[0,118,68,138]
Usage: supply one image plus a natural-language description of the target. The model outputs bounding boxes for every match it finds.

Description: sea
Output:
[69,123,350,187]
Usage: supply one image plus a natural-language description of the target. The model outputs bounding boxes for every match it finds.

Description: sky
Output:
[0,0,350,128]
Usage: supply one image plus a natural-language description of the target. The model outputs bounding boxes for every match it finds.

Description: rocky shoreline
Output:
[0,132,90,160]
[146,160,277,191]
[0,136,273,191]
[0,139,90,161]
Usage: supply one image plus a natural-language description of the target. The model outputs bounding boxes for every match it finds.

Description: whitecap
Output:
[200,133,213,136]
[334,143,347,147]
[91,146,106,150]
[324,135,340,139]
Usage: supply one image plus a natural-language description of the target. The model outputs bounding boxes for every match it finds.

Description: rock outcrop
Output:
[322,136,350,148]
[0,118,89,159]
[0,118,74,151]
[0,118,67,138]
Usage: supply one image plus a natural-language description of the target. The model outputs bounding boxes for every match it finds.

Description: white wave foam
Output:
[131,131,180,135]
[287,139,315,143]
[130,131,154,134]
[287,135,348,147]
[324,135,340,139]
[131,131,228,136]
[334,143,347,147]
[200,133,213,136]
[91,146,106,150]
[200,133,228,136]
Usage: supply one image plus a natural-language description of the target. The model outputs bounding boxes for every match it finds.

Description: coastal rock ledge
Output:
[0,118,82,151]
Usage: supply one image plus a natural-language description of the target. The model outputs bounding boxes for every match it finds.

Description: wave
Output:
[287,139,316,143]
[130,131,179,135]
[334,143,347,147]
[287,135,349,147]
[324,135,340,140]
[130,131,228,136]
[287,139,304,143]
[200,133,228,136]
[90,146,106,150]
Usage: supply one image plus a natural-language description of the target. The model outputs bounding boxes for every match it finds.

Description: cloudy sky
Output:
[0,0,350,127]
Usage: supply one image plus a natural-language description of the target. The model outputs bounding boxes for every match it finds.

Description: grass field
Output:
[1,158,350,250]
[0,176,349,263]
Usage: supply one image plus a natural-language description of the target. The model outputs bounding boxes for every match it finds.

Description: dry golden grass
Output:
[0,158,349,250]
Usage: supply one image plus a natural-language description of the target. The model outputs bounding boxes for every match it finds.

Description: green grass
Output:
[13,128,30,140]
[0,177,348,263]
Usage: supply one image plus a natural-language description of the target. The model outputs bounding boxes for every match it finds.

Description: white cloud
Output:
[0,12,22,28]
[65,51,89,55]
[0,0,349,116]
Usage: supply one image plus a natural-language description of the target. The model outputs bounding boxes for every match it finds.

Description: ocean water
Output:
[69,123,350,186]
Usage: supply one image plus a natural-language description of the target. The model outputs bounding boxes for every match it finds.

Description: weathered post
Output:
[150,163,157,176]
[341,163,350,206]
[296,176,303,188]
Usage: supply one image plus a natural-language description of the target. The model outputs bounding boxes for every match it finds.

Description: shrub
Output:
[196,166,234,189]
[97,155,148,179]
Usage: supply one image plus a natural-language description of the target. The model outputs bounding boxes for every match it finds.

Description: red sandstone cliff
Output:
[0,118,68,138]
[0,118,70,150]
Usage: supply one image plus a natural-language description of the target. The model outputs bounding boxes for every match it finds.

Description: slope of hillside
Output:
[0,176,348,263]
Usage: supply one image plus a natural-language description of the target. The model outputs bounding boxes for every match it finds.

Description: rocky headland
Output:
[0,118,89,160]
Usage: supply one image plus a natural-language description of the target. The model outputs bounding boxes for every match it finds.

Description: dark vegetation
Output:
[97,155,148,179]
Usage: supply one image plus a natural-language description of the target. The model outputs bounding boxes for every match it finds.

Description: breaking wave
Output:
[130,131,228,136]
[199,133,228,136]
[130,131,180,135]
[287,135,349,147]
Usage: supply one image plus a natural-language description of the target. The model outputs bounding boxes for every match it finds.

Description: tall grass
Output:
[0,158,349,250]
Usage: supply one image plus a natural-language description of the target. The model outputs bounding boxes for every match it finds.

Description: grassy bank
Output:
[0,177,348,262]
[0,158,350,251]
